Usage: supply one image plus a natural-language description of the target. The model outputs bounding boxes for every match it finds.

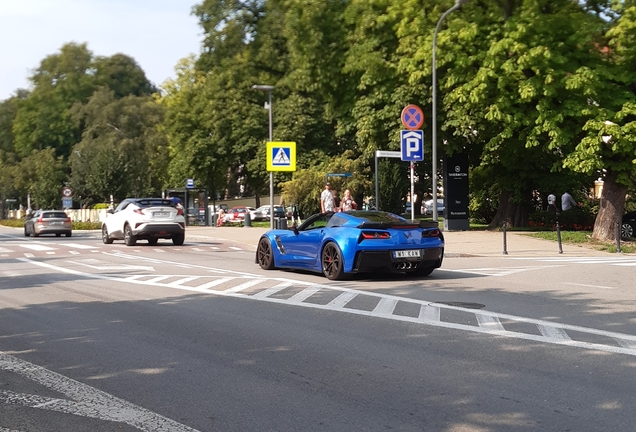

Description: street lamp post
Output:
[252,84,275,229]
[432,0,469,222]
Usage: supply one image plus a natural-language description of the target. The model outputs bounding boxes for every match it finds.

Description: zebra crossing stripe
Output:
[224,279,264,293]
[327,291,358,308]
[537,325,571,340]
[476,314,505,331]
[286,285,322,304]
[373,298,398,316]
[252,282,292,299]
[418,305,440,322]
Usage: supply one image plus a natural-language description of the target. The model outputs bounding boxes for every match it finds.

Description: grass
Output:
[527,230,636,254]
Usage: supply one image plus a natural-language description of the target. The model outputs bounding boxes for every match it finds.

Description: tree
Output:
[563,2,636,241]
[69,88,169,204]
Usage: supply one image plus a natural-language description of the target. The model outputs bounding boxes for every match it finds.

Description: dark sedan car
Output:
[24,210,72,237]
[622,211,636,239]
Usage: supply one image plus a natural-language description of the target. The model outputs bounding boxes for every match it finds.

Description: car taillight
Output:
[177,208,183,216]
[134,209,145,215]
[422,229,440,238]
[66,217,71,222]
[360,231,391,240]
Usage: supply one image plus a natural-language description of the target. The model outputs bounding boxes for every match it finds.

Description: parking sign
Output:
[400,130,424,161]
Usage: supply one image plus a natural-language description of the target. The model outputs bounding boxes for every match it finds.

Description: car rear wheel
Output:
[622,222,634,239]
[24,226,30,237]
[66,232,72,237]
[148,238,158,245]
[56,233,61,237]
[124,224,137,246]
[102,225,113,244]
[257,237,275,270]
[321,242,345,280]
[172,234,185,246]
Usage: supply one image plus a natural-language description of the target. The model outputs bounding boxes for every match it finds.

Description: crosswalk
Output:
[20,255,636,358]
[0,241,246,258]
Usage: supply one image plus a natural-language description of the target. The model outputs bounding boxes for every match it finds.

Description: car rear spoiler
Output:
[357,220,440,230]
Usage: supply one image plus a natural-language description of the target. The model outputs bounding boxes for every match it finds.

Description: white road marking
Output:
[192,248,204,252]
[537,324,571,340]
[196,278,234,290]
[67,261,155,272]
[23,253,34,258]
[476,314,505,331]
[224,278,264,293]
[327,291,358,308]
[210,246,220,250]
[0,247,11,253]
[69,250,80,255]
[19,244,54,251]
[153,249,165,253]
[440,265,563,277]
[563,282,616,290]
[373,298,398,316]
[0,351,200,431]
[58,243,97,249]
[19,256,636,357]
[418,305,440,322]
[229,246,242,251]
[168,277,200,286]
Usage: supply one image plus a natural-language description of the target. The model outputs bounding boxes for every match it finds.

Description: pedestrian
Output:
[320,182,335,213]
[561,191,577,211]
[547,192,557,212]
[340,189,356,212]
[333,190,341,212]
[216,208,225,226]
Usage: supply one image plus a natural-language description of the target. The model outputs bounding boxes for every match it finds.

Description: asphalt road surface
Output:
[1,227,635,431]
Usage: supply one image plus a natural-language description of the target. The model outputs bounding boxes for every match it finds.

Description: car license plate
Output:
[394,250,420,258]
[153,212,170,217]
[50,221,63,225]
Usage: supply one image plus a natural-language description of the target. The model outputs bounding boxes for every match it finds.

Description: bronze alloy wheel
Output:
[257,237,275,270]
[321,242,345,280]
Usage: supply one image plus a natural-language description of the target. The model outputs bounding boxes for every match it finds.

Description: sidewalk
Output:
[186,226,617,257]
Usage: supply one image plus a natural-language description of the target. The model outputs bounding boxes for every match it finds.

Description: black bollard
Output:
[616,221,622,254]
[556,219,563,254]
[502,221,508,255]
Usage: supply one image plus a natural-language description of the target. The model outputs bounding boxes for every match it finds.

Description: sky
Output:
[0,0,203,101]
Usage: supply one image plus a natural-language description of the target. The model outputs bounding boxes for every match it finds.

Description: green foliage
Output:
[72,221,102,230]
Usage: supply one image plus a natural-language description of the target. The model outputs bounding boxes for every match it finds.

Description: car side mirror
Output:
[107,209,114,214]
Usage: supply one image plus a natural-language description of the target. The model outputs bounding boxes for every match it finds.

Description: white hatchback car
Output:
[102,198,186,246]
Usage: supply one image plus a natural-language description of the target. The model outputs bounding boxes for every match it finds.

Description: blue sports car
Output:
[255,211,444,280]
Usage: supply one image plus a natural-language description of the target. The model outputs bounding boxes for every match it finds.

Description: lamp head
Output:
[252,85,274,91]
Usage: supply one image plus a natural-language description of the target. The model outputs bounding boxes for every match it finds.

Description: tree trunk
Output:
[488,189,530,229]
[592,170,627,242]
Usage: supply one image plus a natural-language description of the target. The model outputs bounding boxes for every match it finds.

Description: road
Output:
[1,226,635,431]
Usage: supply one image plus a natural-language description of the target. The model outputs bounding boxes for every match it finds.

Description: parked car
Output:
[250,205,285,221]
[256,210,444,280]
[622,211,636,239]
[226,206,256,223]
[101,198,186,246]
[24,210,72,237]
[423,199,445,216]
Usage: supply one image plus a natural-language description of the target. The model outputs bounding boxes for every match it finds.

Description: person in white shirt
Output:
[547,192,557,212]
[340,189,356,212]
[561,191,577,211]
[320,183,334,213]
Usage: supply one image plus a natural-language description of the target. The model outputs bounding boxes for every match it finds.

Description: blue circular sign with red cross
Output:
[401,104,424,130]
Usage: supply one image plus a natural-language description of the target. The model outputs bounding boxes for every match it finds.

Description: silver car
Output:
[24,210,72,237]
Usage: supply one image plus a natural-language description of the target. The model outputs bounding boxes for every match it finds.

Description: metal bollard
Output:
[616,221,622,254]
[244,212,251,227]
[502,221,508,255]
[556,219,563,254]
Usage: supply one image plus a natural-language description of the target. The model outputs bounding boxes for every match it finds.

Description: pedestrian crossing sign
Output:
[267,141,296,172]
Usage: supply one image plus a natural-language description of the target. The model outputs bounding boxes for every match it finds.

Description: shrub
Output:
[529,209,595,231]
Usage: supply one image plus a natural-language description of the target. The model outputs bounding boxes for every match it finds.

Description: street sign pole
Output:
[374,150,401,211]
[411,163,415,221]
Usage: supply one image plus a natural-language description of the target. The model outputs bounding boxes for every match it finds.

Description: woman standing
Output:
[340,189,356,212]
